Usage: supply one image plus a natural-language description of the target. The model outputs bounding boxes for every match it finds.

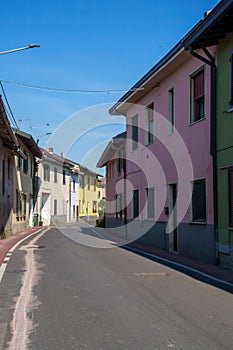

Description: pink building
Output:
[108,42,216,264]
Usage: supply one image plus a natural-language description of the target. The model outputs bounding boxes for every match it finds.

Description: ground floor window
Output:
[54,199,57,215]
[16,191,26,221]
[132,189,139,218]
[93,201,97,213]
[191,179,206,222]
[229,168,233,227]
[146,187,154,219]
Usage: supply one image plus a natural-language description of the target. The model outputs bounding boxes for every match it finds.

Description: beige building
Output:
[0,97,19,238]
[13,129,42,234]
[37,148,72,226]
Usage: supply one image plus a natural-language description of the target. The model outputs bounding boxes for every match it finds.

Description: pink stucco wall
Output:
[124,50,215,225]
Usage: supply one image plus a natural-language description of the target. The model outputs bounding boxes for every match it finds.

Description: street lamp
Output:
[36,132,52,144]
[0,44,40,55]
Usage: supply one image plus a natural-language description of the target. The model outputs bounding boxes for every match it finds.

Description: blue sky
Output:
[0,0,220,173]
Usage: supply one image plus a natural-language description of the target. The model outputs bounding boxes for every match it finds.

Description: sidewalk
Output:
[0,227,43,266]
[126,242,233,285]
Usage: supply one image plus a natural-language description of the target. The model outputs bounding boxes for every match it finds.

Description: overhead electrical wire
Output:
[0,79,145,94]
[0,81,19,129]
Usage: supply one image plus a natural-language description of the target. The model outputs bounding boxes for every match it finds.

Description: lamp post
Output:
[36,132,52,145]
[0,44,40,55]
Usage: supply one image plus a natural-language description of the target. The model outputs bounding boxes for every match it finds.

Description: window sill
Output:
[226,106,233,113]
[189,117,206,126]
[190,221,207,225]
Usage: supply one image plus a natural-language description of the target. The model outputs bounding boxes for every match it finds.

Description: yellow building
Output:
[78,165,98,223]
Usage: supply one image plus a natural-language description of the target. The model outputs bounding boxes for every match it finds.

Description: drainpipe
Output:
[188,46,219,263]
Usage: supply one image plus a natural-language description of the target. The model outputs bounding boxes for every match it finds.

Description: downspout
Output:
[189,46,219,263]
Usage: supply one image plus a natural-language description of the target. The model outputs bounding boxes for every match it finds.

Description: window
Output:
[44,164,50,182]
[229,168,233,227]
[23,153,28,173]
[230,51,233,107]
[190,68,205,123]
[18,155,22,170]
[54,199,57,215]
[8,157,11,180]
[73,179,75,192]
[98,191,101,199]
[62,169,66,185]
[132,189,139,218]
[168,88,174,134]
[145,103,154,145]
[191,179,206,222]
[16,191,26,221]
[93,201,97,213]
[54,167,57,183]
[131,114,138,151]
[146,187,154,219]
[87,176,90,190]
[2,159,5,194]
[73,205,76,217]
[116,194,124,219]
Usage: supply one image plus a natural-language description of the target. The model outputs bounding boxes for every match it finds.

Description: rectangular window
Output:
[23,153,28,173]
[229,168,233,226]
[131,114,138,151]
[44,164,50,182]
[54,199,57,215]
[132,189,139,218]
[87,176,90,190]
[73,205,76,217]
[146,187,154,219]
[191,179,206,222]
[18,155,22,170]
[145,103,154,145]
[168,88,174,134]
[54,167,57,183]
[93,201,97,213]
[8,157,11,180]
[22,194,26,220]
[62,169,66,185]
[190,68,205,123]
[73,179,75,192]
[16,190,21,220]
[2,159,5,194]
[230,51,233,107]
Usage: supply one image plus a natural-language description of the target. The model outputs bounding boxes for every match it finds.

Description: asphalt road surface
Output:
[0,223,233,350]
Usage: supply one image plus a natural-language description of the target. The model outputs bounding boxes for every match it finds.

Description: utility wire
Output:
[0,81,19,129]
[0,79,145,94]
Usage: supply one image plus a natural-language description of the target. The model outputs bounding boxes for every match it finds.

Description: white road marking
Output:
[0,228,44,285]
[7,227,50,350]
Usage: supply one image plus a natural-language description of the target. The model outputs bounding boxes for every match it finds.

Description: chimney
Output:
[49,147,53,153]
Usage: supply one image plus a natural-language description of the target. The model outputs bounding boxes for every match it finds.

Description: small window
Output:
[132,189,139,218]
[131,114,139,151]
[87,176,90,190]
[54,167,57,183]
[73,179,75,192]
[54,199,57,215]
[168,88,174,134]
[190,68,205,123]
[2,159,5,194]
[93,201,97,213]
[62,169,66,185]
[146,187,154,219]
[191,179,206,222]
[44,164,50,182]
[8,157,11,180]
[145,103,154,145]
[229,168,233,227]
[23,153,28,173]
[230,51,233,107]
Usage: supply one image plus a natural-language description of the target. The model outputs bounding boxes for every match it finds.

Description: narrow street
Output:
[0,225,232,350]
